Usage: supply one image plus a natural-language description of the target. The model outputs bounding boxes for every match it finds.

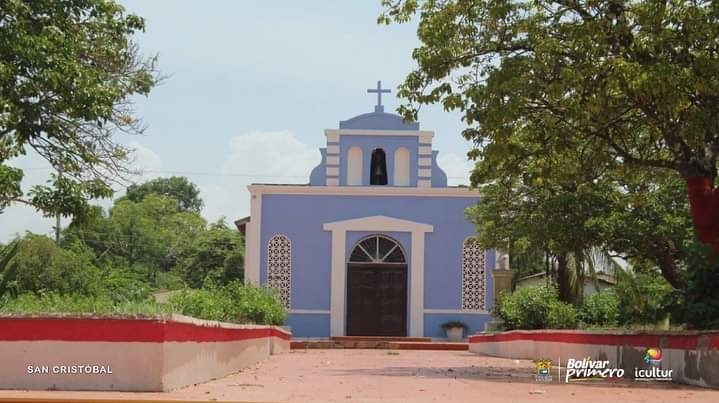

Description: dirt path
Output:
[1,349,718,403]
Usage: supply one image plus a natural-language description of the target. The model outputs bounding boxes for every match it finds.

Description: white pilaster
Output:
[245,191,262,284]
[329,229,347,336]
[323,216,433,337]
[410,230,425,337]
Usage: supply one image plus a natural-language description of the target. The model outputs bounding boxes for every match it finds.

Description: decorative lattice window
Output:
[267,235,291,308]
[462,237,486,310]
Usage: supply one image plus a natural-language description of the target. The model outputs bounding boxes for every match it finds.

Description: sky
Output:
[0,0,476,242]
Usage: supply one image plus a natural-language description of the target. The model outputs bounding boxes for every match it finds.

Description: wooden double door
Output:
[346,263,407,336]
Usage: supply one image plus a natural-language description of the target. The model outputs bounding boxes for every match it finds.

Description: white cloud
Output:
[202,131,320,224]
[1,133,477,242]
[126,141,165,184]
[437,152,474,186]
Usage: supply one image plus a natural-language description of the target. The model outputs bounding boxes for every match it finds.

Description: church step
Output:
[330,336,432,342]
[391,341,468,351]
[290,339,468,351]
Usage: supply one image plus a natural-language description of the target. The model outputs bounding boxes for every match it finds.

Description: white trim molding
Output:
[424,309,489,315]
[245,191,262,284]
[326,129,435,138]
[248,184,478,198]
[323,215,434,337]
[418,157,432,167]
[419,132,433,144]
[325,129,340,143]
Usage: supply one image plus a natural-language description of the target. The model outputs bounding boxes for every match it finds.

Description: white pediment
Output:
[323,215,433,233]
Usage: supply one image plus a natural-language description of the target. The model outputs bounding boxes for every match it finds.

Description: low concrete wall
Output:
[0,314,290,391]
[469,330,719,388]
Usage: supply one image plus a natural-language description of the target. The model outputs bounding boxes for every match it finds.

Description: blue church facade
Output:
[244,83,495,338]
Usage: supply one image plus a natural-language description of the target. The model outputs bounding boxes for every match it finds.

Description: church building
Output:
[242,82,497,338]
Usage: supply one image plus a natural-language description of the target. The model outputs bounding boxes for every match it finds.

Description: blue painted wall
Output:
[258,193,494,337]
[339,135,419,186]
[339,111,419,131]
[308,148,326,186]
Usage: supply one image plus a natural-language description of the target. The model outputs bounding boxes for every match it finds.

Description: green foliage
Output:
[683,242,719,329]
[10,235,102,297]
[0,293,171,316]
[381,0,719,178]
[64,192,207,282]
[100,266,152,303]
[169,282,286,325]
[494,286,577,330]
[579,291,620,327]
[614,271,674,325]
[176,220,244,288]
[0,0,160,217]
[0,240,20,300]
[0,175,255,325]
[381,0,719,257]
[122,176,204,213]
[547,300,579,330]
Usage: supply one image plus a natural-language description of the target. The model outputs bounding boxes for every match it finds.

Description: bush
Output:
[614,271,674,325]
[494,286,578,330]
[170,281,286,325]
[0,293,171,315]
[547,300,579,329]
[684,241,719,329]
[579,291,620,327]
[11,235,103,297]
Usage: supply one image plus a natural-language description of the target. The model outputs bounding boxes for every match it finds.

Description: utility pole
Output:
[55,168,62,244]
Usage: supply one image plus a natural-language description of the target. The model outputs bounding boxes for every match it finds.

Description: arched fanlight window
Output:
[267,234,291,308]
[370,148,388,185]
[349,235,405,264]
[462,237,486,310]
[347,146,363,185]
[394,147,410,186]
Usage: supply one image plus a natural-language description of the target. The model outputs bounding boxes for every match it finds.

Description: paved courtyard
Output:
[1,349,718,403]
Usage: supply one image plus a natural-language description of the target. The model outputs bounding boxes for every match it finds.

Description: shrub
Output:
[547,300,579,329]
[579,291,620,327]
[494,286,578,330]
[614,271,674,325]
[0,293,171,316]
[169,281,286,325]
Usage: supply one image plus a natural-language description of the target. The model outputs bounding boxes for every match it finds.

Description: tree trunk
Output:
[556,253,571,302]
[685,176,719,253]
[653,240,686,290]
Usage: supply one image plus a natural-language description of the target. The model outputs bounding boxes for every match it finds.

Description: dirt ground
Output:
[1,349,718,403]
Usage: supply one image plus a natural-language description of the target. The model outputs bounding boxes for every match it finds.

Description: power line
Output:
[10,167,473,180]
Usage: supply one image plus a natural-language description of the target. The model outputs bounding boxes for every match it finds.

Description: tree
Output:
[64,194,206,278]
[176,220,244,288]
[0,0,160,218]
[6,234,102,296]
[121,176,204,213]
[380,0,719,251]
[590,172,693,289]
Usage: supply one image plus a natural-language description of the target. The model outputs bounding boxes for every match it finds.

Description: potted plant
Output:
[441,321,468,342]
